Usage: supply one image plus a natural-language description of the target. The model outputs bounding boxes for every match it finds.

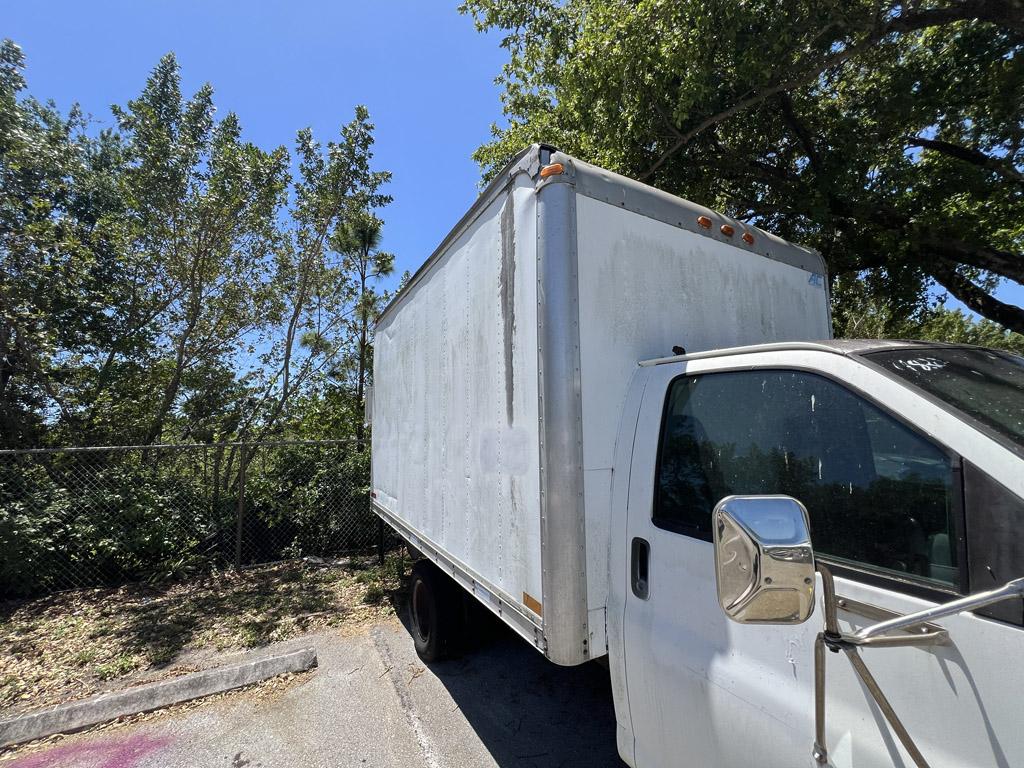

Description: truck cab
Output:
[610,340,1024,768]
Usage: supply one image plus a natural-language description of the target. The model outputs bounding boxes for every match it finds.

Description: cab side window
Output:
[654,370,959,588]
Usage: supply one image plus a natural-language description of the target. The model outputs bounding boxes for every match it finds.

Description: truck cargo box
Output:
[370,145,831,665]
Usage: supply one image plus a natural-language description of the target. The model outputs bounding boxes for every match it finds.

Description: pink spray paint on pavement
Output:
[7,733,171,768]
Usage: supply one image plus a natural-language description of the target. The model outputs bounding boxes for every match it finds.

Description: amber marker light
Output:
[539,162,564,178]
[697,215,712,229]
[742,231,755,245]
[720,224,735,237]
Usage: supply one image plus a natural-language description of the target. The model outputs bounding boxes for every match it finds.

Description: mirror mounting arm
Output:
[855,577,1024,642]
[813,565,1024,768]
[813,563,933,767]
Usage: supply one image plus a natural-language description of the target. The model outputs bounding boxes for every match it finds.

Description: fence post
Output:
[377,515,386,565]
[235,443,248,571]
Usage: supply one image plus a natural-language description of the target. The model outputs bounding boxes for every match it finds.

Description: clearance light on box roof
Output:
[742,231,755,245]
[697,215,712,229]
[720,224,735,237]
[539,162,564,178]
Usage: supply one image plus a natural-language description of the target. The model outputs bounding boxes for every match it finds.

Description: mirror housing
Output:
[713,495,816,624]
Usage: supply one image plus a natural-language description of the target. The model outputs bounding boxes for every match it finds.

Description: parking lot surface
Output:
[5,615,622,768]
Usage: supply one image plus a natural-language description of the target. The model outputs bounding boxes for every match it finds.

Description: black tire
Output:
[409,560,462,662]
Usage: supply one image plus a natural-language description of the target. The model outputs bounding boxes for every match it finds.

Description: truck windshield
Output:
[864,347,1024,451]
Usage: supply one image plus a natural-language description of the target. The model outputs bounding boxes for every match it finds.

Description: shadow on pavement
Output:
[396,601,625,768]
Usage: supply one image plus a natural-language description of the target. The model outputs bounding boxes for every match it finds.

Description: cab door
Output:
[622,360,813,768]
[622,353,1024,767]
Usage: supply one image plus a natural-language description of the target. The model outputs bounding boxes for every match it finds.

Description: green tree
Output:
[461,0,1024,331]
[0,38,71,445]
[248,107,393,448]
[332,211,395,448]
[329,106,394,451]
[0,40,132,447]
[2,46,295,449]
[2,46,397,453]
[110,54,290,445]
[0,43,397,595]
[834,274,1024,353]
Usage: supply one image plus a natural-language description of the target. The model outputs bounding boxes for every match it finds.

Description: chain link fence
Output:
[0,440,384,599]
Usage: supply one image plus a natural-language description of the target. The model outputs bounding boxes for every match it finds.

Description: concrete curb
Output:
[0,646,317,748]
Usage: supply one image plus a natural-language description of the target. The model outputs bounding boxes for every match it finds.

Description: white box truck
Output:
[371,145,1024,768]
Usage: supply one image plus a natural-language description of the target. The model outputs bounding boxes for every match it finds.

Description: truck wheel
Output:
[409,560,462,662]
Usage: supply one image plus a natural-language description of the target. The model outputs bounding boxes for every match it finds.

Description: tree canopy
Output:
[0,42,395,449]
[461,0,1024,333]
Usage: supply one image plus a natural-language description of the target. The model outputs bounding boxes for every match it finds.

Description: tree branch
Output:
[922,238,1024,284]
[777,93,825,175]
[892,0,1024,34]
[929,262,1024,334]
[906,135,1024,184]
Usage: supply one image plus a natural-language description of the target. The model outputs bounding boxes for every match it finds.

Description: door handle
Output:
[631,537,650,599]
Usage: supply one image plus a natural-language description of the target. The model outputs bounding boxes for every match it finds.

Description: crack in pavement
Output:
[370,627,444,768]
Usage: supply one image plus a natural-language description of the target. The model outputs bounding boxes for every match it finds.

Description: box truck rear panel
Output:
[372,145,832,665]
[372,173,546,648]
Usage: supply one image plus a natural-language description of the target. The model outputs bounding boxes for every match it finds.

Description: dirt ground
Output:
[0,555,408,715]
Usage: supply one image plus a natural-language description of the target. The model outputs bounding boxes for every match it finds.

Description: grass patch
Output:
[0,554,410,713]
[71,648,98,667]
[95,655,140,681]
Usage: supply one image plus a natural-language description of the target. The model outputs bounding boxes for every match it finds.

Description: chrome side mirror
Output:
[713,495,816,624]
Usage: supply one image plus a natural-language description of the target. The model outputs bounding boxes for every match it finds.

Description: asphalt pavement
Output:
[4,611,623,768]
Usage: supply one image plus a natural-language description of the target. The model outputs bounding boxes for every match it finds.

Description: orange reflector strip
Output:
[697,215,712,229]
[523,591,543,616]
[720,224,735,237]
[742,231,755,245]
[539,162,564,178]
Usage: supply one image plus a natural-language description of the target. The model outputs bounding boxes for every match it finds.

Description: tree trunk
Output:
[356,255,368,452]
[144,307,199,445]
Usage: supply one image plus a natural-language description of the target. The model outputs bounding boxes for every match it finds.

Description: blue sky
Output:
[6,0,507,289]
[6,1,1021,315]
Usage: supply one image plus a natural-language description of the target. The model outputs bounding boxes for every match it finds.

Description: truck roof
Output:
[638,339,980,366]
